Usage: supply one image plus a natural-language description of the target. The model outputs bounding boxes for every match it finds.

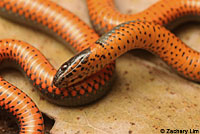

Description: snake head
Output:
[53,48,91,88]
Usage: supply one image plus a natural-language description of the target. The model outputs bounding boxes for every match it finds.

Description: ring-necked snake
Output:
[0,0,200,133]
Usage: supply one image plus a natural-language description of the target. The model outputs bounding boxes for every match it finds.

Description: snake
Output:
[87,0,200,35]
[0,0,199,133]
[0,0,115,133]
[56,0,200,88]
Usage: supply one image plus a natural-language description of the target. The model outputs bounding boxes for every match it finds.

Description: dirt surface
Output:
[1,0,200,134]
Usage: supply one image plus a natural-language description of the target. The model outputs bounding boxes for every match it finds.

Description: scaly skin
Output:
[87,0,200,34]
[0,0,115,133]
[0,40,45,134]
[1,0,200,133]
[56,0,200,88]
[62,20,200,83]
[0,0,115,106]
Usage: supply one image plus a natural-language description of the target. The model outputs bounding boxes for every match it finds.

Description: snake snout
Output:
[53,47,92,88]
[53,64,69,88]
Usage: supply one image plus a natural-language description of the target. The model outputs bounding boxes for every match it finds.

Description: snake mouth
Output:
[53,48,91,88]
[53,69,65,88]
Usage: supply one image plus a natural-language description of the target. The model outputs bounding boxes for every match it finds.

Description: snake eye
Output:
[60,64,68,71]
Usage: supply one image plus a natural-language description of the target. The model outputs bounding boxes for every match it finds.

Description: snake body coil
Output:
[57,0,200,88]
[87,0,200,34]
[0,0,116,133]
[0,0,200,133]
